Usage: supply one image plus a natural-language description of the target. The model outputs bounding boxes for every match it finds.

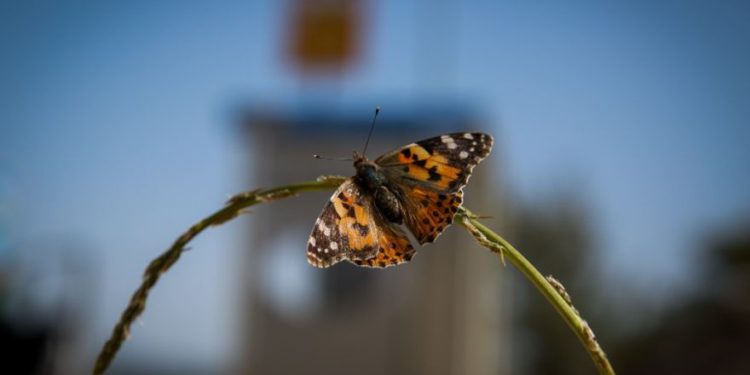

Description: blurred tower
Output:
[232,1,509,373]
[234,104,509,375]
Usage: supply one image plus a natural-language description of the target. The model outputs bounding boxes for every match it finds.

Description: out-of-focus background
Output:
[2,1,749,374]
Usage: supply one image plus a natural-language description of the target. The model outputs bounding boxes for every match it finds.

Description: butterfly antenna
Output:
[361,106,380,157]
[313,154,352,162]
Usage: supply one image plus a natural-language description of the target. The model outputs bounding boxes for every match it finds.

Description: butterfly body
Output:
[354,153,405,224]
[308,132,493,268]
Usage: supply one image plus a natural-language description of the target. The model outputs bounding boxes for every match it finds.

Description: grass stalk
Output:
[93,176,614,375]
[457,208,615,375]
[92,176,345,375]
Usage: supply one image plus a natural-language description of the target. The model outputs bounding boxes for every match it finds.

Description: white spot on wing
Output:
[330,242,338,250]
[447,142,457,149]
[323,227,331,237]
[309,237,316,246]
[463,133,474,139]
[459,151,469,159]
[441,135,454,144]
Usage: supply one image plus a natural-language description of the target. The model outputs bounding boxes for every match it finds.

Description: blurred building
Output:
[235,104,509,375]
[0,237,97,375]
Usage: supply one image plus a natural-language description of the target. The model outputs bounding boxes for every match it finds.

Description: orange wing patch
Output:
[402,186,463,244]
[395,145,464,190]
[377,132,493,193]
[351,224,415,268]
[331,186,379,258]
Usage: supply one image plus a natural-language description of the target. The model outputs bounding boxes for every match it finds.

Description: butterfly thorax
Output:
[353,154,405,224]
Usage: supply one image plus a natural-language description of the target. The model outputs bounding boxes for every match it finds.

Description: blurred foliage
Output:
[508,191,750,375]
[614,225,750,375]
[508,192,602,375]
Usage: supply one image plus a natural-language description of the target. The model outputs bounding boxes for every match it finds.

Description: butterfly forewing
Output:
[306,200,347,268]
[376,132,493,193]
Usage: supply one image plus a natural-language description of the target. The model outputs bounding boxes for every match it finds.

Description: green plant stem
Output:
[92,176,346,375]
[457,208,615,375]
[93,176,614,375]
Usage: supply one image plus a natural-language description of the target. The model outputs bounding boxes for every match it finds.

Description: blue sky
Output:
[1,0,749,370]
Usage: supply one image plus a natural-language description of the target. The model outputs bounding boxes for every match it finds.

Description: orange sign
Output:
[286,0,364,72]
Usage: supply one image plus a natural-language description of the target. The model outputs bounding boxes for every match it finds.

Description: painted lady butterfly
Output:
[307,132,493,268]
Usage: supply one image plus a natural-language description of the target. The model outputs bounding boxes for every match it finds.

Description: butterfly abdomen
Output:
[373,186,404,224]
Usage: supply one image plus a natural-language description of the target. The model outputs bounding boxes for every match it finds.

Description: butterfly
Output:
[307,132,493,268]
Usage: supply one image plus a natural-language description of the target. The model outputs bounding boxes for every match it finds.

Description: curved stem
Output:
[457,208,615,375]
[92,176,347,375]
[93,176,615,375]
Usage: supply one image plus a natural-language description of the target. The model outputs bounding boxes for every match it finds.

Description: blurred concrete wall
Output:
[235,104,509,375]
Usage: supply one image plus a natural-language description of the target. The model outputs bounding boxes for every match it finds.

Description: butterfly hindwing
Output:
[350,223,416,268]
[307,178,415,268]
[399,187,463,244]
